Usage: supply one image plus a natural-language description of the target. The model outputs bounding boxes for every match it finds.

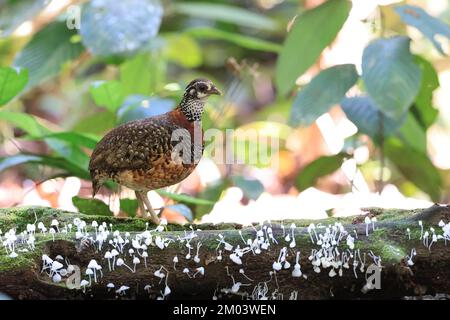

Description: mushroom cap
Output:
[116,258,124,266]
[87,259,98,269]
[104,251,112,258]
[107,283,115,288]
[116,285,129,292]
[51,261,64,271]
[133,257,140,264]
[86,268,94,275]
[111,249,119,256]
[52,273,62,283]
[80,280,89,287]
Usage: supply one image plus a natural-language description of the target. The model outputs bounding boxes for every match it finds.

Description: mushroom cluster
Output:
[1,210,449,300]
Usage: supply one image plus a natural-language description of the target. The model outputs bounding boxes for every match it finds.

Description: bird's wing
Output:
[89,118,175,174]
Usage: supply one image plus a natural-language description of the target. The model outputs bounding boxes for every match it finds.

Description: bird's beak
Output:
[208,85,222,95]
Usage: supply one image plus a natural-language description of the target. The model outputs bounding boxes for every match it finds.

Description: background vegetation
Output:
[0,0,449,223]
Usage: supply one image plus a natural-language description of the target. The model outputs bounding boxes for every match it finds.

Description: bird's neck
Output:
[179,94,205,122]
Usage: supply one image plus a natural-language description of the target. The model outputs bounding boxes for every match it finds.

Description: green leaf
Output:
[116,95,174,125]
[194,180,228,219]
[0,154,42,172]
[276,0,351,96]
[395,5,450,55]
[120,53,154,96]
[163,204,193,222]
[73,111,116,135]
[80,0,163,56]
[362,36,421,120]
[0,154,90,179]
[295,153,346,191]
[385,138,441,201]
[397,113,427,153]
[156,189,214,205]
[173,2,278,31]
[89,80,125,112]
[72,196,113,216]
[44,138,90,171]
[185,27,282,53]
[13,21,84,88]
[163,34,202,68]
[231,176,265,200]
[0,67,28,106]
[0,111,90,171]
[0,110,49,136]
[412,55,439,128]
[120,198,138,217]
[290,64,358,126]
[25,132,99,149]
[341,96,405,142]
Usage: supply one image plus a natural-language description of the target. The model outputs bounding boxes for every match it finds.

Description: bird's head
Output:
[185,78,221,99]
[180,78,221,121]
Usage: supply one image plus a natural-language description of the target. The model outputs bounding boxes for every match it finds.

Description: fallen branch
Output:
[0,204,449,300]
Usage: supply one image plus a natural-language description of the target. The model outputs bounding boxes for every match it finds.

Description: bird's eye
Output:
[197,84,207,92]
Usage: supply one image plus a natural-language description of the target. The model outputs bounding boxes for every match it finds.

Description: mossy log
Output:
[0,204,449,300]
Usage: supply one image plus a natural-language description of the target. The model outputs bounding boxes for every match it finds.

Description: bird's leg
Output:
[138,191,160,225]
[135,191,147,218]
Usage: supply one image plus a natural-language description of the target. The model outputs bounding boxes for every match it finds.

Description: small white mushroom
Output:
[106,283,115,292]
[364,216,371,236]
[132,256,140,272]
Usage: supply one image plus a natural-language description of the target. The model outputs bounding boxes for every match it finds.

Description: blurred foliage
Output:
[0,0,449,219]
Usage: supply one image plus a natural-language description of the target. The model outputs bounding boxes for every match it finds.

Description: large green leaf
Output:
[0,154,42,172]
[194,180,228,219]
[89,80,125,113]
[173,2,278,31]
[73,111,115,135]
[185,27,282,53]
[120,53,153,96]
[163,34,202,68]
[231,176,265,200]
[290,64,358,126]
[0,154,90,179]
[163,204,193,222]
[385,138,441,201]
[412,55,439,129]
[156,189,214,205]
[0,110,49,136]
[116,95,174,125]
[296,153,347,192]
[80,0,163,56]
[395,5,450,55]
[397,113,426,153]
[341,96,405,142]
[13,21,84,88]
[44,138,90,171]
[276,0,351,96]
[0,111,90,171]
[0,67,28,106]
[72,196,113,216]
[28,132,100,150]
[361,36,421,120]
[120,198,138,217]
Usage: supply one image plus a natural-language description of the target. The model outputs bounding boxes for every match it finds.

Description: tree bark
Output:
[0,204,449,300]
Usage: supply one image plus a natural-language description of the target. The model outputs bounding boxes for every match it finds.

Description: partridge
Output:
[89,78,221,224]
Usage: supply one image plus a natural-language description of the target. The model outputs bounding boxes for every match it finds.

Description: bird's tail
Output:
[92,177,102,198]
